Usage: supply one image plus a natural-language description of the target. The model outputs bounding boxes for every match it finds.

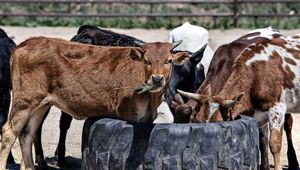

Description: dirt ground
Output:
[1,26,300,169]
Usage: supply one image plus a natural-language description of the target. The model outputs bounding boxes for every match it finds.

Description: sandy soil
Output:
[1,26,300,169]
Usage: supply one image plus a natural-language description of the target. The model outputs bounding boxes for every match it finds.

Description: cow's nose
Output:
[152,75,163,85]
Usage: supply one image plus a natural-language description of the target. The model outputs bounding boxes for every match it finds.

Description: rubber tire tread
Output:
[81,115,259,170]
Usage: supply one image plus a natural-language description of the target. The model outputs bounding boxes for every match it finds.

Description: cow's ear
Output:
[223,92,244,108]
[190,44,207,65]
[173,52,189,65]
[129,47,145,61]
[202,85,211,96]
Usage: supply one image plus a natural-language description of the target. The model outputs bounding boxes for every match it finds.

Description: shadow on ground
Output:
[7,156,81,170]
[45,156,81,170]
[282,165,300,170]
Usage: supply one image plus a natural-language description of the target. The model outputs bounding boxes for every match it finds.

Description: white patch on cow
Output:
[246,26,279,40]
[153,101,174,123]
[245,44,271,65]
[207,102,220,122]
[278,37,300,113]
[245,40,300,66]
[266,36,300,129]
[245,34,300,129]
[283,40,300,111]
[268,102,286,130]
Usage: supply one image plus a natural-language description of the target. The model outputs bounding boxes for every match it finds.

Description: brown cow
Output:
[0,37,186,170]
[178,29,300,170]
[175,27,279,121]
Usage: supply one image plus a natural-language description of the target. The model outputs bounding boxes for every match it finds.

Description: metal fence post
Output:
[232,0,239,27]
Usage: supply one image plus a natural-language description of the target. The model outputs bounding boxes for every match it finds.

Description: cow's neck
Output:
[218,65,254,117]
[149,91,164,118]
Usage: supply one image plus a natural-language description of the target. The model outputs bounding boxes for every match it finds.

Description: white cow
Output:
[169,22,214,75]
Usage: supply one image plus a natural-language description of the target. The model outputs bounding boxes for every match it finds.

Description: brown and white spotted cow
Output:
[0,37,187,170]
[178,28,300,170]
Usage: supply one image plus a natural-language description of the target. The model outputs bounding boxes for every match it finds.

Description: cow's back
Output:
[232,35,300,112]
[11,37,148,121]
[197,28,278,95]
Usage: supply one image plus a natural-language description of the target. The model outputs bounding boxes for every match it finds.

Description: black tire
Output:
[81,115,259,170]
[81,118,134,170]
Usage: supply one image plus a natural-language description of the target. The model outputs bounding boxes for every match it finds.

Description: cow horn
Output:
[223,100,235,107]
[134,40,144,47]
[177,89,201,101]
[190,43,207,64]
[172,40,183,50]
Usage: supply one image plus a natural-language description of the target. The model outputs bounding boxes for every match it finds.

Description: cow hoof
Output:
[54,157,65,167]
[35,159,47,170]
[54,148,66,167]
[37,164,47,170]
[7,152,15,164]
[82,115,259,169]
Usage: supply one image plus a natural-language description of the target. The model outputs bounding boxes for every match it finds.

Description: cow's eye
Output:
[143,59,151,65]
[166,59,173,64]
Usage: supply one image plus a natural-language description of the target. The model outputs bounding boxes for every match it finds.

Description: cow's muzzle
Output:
[151,75,164,85]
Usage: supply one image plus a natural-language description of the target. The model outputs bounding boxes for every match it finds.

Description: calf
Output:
[34,25,146,167]
[0,37,186,170]
[0,28,16,165]
[178,29,300,170]
[33,25,207,167]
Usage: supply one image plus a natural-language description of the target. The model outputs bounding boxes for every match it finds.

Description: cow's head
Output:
[177,85,244,123]
[132,40,188,93]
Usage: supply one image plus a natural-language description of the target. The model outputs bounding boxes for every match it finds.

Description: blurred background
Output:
[0,0,299,29]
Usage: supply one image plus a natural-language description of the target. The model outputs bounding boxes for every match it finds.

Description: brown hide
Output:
[176,31,275,122]
[0,37,192,170]
[10,37,179,122]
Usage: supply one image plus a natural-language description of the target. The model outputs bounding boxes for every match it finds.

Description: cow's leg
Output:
[253,111,270,170]
[268,104,285,170]
[0,106,32,170]
[284,113,299,169]
[0,89,15,164]
[55,111,73,166]
[269,126,283,170]
[19,104,49,170]
[34,107,51,169]
[259,123,270,170]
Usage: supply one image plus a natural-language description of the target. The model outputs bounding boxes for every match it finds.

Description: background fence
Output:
[0,0,300,28]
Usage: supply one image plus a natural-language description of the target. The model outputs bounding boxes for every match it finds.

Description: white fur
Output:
[245,33,300,130]
[169,22,214,75]
[207,102,220,122]
[246,26,279,40]
[245,27,284,65]
[245,44,273,65]
[268,102,286,130]
[153,101,174,123]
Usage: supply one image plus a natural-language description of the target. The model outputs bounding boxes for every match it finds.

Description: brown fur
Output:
[175,32,273,121]
[0,37,188,170]
[178,31,299,170]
